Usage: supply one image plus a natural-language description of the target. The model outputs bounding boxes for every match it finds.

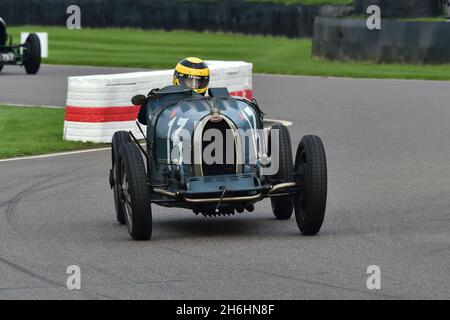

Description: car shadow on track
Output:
[152,215,301,240]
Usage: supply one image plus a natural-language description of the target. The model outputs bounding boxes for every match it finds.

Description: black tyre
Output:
[294,135,327,235]
[23,33,41,74]
[268,124,294,220]
[111,131,132,224]
[119,142,152,240]
[0,63,3,73]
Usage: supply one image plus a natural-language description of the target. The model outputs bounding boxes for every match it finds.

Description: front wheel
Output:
[111,131,132,224]
[119,142,152,240]
[294,135,327,235]
[23,33,41,74]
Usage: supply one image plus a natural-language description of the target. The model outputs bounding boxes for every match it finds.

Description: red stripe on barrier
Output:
[235,89,254,100]
[65,90,253,123]
[65,106,140,122]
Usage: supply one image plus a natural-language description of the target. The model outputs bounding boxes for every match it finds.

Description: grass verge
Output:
[0,105,106,159]
[8,26,450,81]
[400,17,449,22]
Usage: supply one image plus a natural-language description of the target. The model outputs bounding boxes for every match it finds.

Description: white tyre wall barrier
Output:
[64,61,253,143]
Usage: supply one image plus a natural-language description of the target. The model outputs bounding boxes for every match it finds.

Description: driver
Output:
[0,17,7,46]
[137,57,210,124]
[173,57,210,95]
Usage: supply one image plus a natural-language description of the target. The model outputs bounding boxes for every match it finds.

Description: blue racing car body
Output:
[109,85,328,240]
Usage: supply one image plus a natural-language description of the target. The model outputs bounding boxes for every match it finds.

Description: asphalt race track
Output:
[0,65,449,299]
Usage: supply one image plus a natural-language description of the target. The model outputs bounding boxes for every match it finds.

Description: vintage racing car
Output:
[0,17,41,74]
[109,85,328,240]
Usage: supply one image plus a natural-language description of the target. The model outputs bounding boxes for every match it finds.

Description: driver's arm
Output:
[137,103,147,125]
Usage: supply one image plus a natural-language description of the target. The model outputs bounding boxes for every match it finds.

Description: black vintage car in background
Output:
[0,17,41,74]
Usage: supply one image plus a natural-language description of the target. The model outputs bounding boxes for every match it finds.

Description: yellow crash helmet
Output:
[173,57,210,95]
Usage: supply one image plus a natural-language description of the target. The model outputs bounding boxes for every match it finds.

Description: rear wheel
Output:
[0,63,3,73]
[268,124,294,220]
[111,131,132,224]
[294,135,327,235]
[119,142,152,240]
[23,33,41,74]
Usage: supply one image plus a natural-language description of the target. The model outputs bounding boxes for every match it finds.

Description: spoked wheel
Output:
[294,135,327,235]
[121,169,133,232]
[118,142,152,240]
[111,131,132,224]
[268,124,294,220]
[23,33,41,74]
